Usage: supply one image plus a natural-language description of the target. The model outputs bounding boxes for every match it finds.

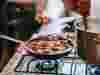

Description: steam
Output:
[32,0,65,37]
[37,17,76,36]
[31,0,81,38]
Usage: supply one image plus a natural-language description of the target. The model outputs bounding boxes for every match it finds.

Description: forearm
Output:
[16,0,32,4]
[16,0,33,8]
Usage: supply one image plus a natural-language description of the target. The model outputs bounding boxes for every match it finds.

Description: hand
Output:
[16,41,31,55]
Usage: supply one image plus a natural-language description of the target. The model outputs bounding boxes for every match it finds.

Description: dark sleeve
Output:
[0,0,8,34]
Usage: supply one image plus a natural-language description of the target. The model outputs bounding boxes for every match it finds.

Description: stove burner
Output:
[15,55,63,74]
[62,18,81,32]
[36,60,56,72]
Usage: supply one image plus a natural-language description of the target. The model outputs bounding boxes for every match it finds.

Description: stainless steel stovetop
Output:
[15,48,90,75]
[15,47,100,75]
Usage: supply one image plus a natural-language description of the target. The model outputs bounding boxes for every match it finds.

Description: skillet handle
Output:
[0,34,23,44]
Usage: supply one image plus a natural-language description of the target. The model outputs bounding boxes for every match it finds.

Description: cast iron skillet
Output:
[0,34,73,59]
[24,35,73,59]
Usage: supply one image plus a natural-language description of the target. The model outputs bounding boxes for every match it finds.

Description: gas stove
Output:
[16,55,63,75]
[15,49,85,75]
[15,16,98,75]
[16,54,100,75]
